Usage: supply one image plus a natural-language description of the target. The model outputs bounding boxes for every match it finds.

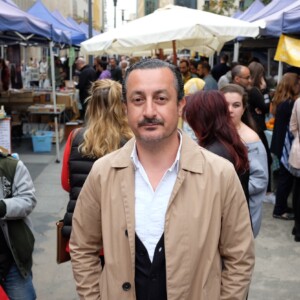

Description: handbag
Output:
[56,128,81,264]
[56,220,71,264]
[288,134,300,177]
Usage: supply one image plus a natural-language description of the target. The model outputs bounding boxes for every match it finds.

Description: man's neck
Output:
[135,133,180,190]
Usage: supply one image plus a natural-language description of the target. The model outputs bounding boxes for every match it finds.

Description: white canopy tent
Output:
[80,5,261,62]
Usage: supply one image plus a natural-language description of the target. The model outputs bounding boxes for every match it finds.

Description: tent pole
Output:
[209,55,214,68]
[233,41,239,62]
[49,41,60,163]
[277,61,283,84]
[267,48,271,78]
[172,40,177,66]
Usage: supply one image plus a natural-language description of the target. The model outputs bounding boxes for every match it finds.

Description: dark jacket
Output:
[62,128,129,238]
[211,63,230,82]
[206,140,249,204]
[270,99,295,159]
[110,66,123,83]
[247,87,269,133]
[1,66,10,91]
[62,128,96,238]
[76,65,97,104]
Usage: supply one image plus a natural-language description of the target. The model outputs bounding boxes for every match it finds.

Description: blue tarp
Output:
[79,22,100,38]
[67,17,88,34]
[236,0,265,21]
[246,0,295,22]
[52,10,87,39]
[282,6,300,35]
[27,1,86,45]
[258,0,300,37]
[0,0,52,40]
[2,0,18,8]
[232,9,242,18]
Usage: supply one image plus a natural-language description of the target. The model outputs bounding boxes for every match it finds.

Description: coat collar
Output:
[110,131,204,174]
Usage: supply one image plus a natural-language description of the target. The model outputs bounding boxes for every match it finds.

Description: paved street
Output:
[16,139,300,300]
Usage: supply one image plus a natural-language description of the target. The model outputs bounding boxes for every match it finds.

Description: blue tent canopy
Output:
[79,22,100,38]
[52,10,87,39]
[66,17,88,34]
[2,0,18,8]
[27,1,86,45]
[236,0,265,21]
[0,0,53,40]
[282,6,300,35]
[232,9,242,18]
[258,0,300,37]
[247,0,295,22]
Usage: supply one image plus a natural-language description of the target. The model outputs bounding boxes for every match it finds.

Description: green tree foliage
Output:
[261,0,272,5]
[202,0,237,16]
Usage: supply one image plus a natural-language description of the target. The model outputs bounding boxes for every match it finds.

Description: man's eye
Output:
[132,98,144,104]
[156,96,167,103]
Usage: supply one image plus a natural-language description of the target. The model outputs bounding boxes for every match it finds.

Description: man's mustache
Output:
[138,118,164,127]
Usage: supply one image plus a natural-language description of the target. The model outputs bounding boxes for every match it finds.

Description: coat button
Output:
[125,229,128,237]
[122,282,131,291]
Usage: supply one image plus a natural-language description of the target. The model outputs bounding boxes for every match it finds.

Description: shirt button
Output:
[122,282,131,291]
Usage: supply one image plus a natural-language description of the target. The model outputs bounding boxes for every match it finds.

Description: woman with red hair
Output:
[185,90,250,205]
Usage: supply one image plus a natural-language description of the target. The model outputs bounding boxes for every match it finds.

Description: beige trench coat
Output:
[70,134,255,300]
[289,98,300,168]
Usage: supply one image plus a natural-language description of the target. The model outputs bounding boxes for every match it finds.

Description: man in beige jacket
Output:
[70,58,255,300]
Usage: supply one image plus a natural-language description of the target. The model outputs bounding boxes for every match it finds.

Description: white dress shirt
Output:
[131,132,182,261]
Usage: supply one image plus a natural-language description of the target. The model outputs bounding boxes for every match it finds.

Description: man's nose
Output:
[143,99,156,117]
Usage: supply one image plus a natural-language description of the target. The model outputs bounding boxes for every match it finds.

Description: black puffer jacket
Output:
[62,128,96,238]
[62,128,129,238]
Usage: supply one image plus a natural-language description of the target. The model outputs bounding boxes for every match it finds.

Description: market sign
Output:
[275,34,300,68]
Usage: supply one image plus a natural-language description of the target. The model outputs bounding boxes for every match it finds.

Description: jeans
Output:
[2,263,36,300]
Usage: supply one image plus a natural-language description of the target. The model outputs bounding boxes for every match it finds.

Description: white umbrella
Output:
[80,5,261,58]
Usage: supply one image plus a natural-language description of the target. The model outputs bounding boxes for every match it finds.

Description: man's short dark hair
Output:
[122,58,184,102]
[179,58,190,67]
[202,61,211,72]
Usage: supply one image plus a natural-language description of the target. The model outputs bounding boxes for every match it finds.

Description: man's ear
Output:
[178,97,186,117]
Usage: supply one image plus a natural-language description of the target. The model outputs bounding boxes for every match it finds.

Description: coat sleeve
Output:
[290,98,300,137]
[2,160,36,219]
[247,142,268,237]
[248,87,269,114]
[70,164,103,300]
[219,170,255,300]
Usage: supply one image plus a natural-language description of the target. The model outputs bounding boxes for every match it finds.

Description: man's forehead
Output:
[241,67,250,75]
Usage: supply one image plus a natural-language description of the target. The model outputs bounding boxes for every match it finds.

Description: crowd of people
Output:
[1,52,300,299]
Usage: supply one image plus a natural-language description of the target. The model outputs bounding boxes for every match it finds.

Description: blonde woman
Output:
[61,79,133,261]
[221,84,268,237]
